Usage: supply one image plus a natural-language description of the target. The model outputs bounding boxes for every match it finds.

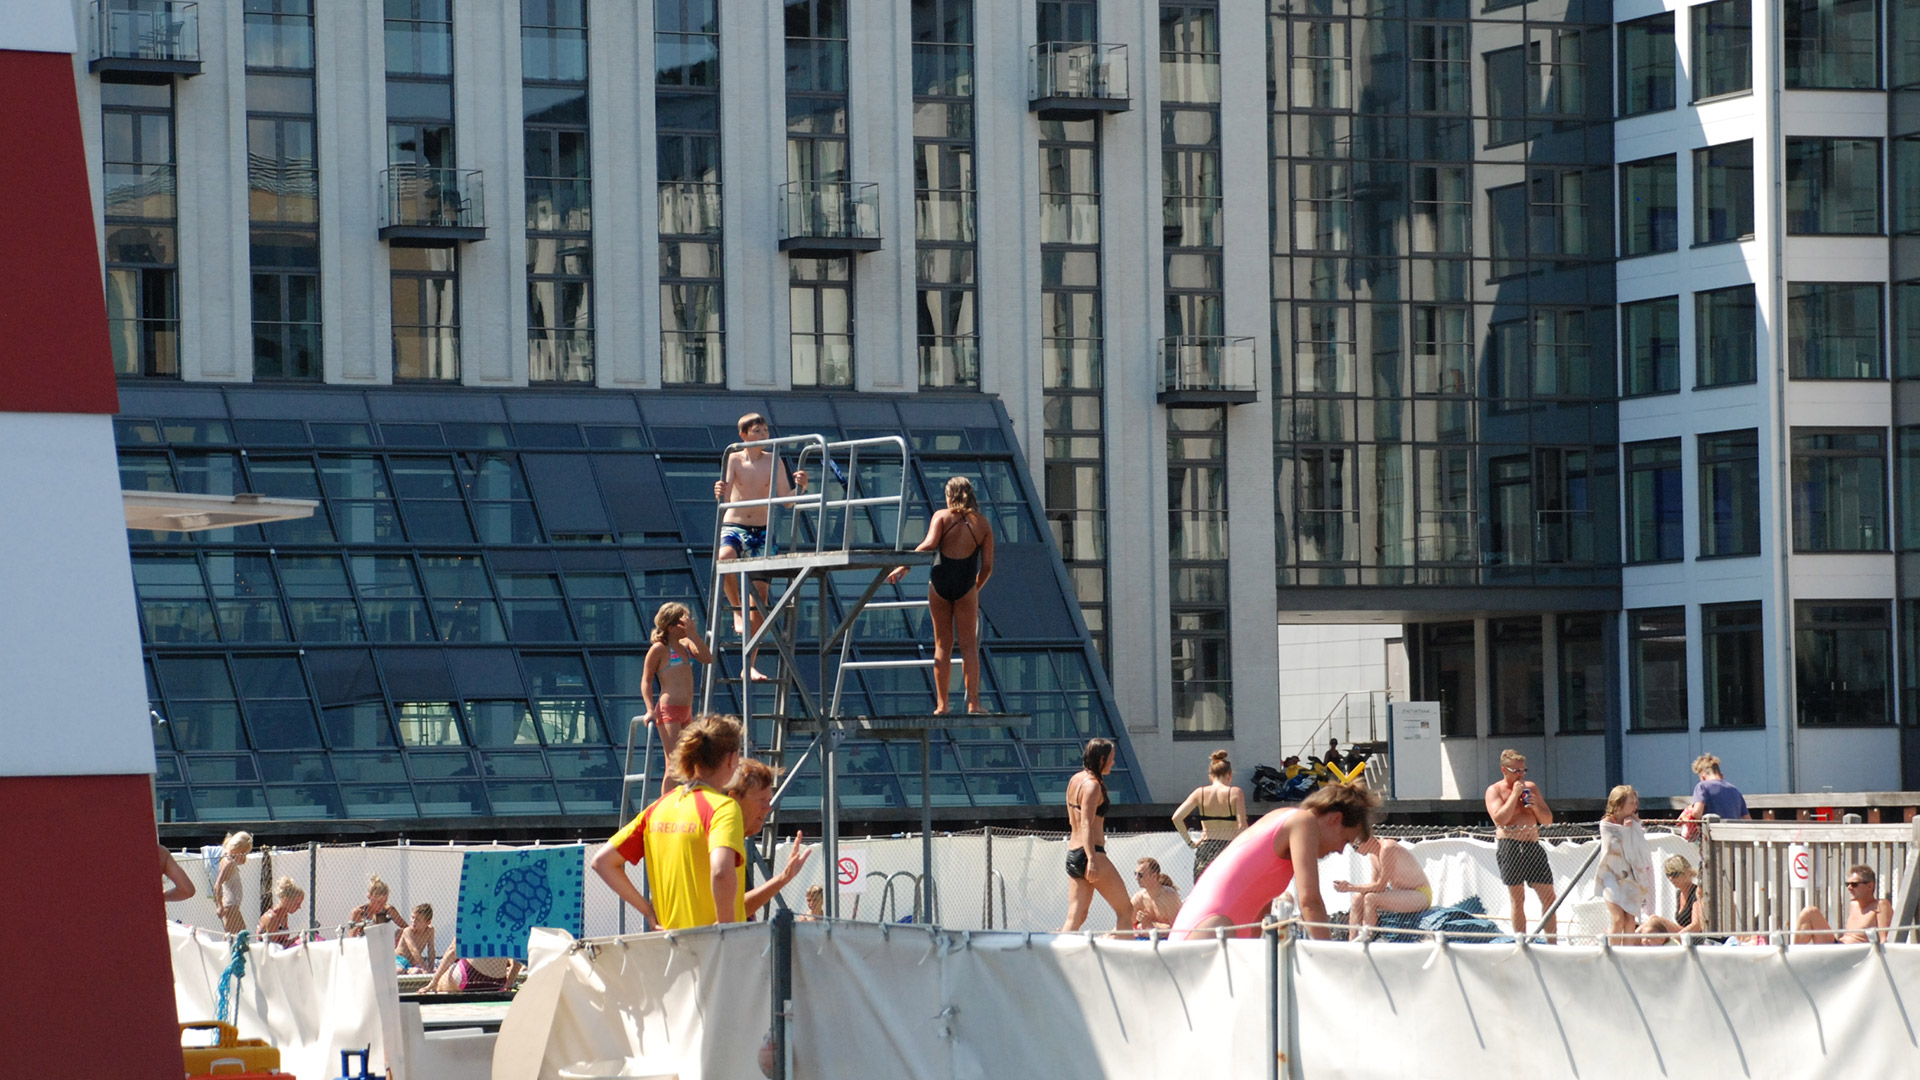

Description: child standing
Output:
[712,413,807,681]
[642,601,710,789]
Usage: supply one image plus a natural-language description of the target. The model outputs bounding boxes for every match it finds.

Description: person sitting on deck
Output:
[256,876,304,947]
[1130,857,1183,931]
[396,903,437,973]
[1794,864,1893,944]
[346,875,404,938]
[887,475,996,715]
[427,936,522,994]
[713,413,808,682]
[800,884,825,921]
[1334,834,1432,941]
[591,715,748,930]
[1632,855,1711,944]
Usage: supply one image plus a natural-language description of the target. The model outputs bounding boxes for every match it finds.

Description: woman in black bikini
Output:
[888,476,995,715]
[1059,738,1133,931]
[1169,750,1247,880]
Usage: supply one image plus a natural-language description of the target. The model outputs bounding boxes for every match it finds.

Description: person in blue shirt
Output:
[1689,754,1749,820]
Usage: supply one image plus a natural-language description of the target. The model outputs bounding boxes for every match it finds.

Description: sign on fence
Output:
[837,847,868,896]
[1788,843,1812,890]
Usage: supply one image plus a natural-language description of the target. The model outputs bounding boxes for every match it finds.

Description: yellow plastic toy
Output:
[180,1020,282,1077]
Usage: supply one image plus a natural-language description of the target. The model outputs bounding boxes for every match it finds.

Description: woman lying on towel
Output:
[427,937,523,994]
[1171,782,1380,940]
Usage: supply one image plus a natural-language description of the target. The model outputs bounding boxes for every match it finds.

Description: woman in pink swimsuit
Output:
[1173,783,1379,940]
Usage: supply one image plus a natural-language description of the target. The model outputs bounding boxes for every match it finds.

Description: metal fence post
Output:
[307,841,319,932]
[772,910,794,1080]
[983,826,994,929]
[1266,924,1287,1080]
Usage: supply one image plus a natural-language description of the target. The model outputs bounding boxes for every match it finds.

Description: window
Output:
[790,257,853,386]
[1490,617,1543,735]
[102,82,179,378]
[390,249,458,381]
[1291,20,1351,110]
[1693,141,1754,244]
[1293,163,1351,251]
[1485,45,1526,144]
[1896,428,1920,548]
[1785,138,1882,235]
[1899,282,1920,377]
[1620,155,1677,256]
[1897,138,1920,234]
[1412,305,1471,394]
[1422,622,1477,737]
[1904,601,1920,725]
[1558,614,1608,733]
[1169,406,1231,735]
[523,1,594,383]
[1692,0,1752,98]
[1791,429,1888,551]
[1697,284,1757,386]
[1410,23,1468,113]
[1796,602,1891,725]
[913,0,977,391]
[1785,0,1881,89]
[657,0,725,386]
[1294,305,1353,393]
[1703,603,1765,727]
[1630,607,1687,730]
[1626,439,1683,563]
[1700,429,1761,557]
[1530,169,1595,260]
[1788,282,1884,378]
[1900,0,1920,87]
[1622,296,1679,395]
[246,1,319,381]
[1618,13,1675,115]
[1411,165,1470,253]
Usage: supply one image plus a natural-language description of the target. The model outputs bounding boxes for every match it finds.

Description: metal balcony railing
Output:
[1158,336,1258,403]
[779,181,882,254]
[379,166,485,244]
[90,0,200,74]
[1029,43,1130,115]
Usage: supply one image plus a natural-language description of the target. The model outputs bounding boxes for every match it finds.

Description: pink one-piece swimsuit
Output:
[1171,809,1297,939]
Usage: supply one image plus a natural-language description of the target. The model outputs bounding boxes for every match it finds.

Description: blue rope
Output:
[215,930,251,1024]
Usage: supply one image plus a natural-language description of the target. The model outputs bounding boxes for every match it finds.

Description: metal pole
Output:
[1266,923,1282,1080]
[921,729,934,924]
[823,725,839,919]
[983,826,994,929]
[307,841,319,933]
[772,909,794,1080]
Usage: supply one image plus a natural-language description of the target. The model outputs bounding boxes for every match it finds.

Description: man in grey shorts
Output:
[1484,749,1556,940]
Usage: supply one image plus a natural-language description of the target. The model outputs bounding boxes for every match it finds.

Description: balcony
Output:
[779,182,882,255]
[378,167,485,246]
[1029,43,1130,118]
[90,1,201,78]
[1157,336,1258,404]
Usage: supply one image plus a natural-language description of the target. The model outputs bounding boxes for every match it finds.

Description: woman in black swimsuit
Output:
[888,476,995,715]
[1059,738,1133,931]
[1169,750,1247,880]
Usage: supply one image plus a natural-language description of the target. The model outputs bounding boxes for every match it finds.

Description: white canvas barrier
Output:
[170,922,401,1080]
[497,921,1920,1080]
[169,830,1701,940]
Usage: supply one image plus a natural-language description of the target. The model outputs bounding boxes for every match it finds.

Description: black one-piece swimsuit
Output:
[929,516,984,603]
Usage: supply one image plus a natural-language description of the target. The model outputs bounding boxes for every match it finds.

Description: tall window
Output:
[1618,13,1675,116]
[1625,438,1683,562]
[103,82,179,377]
[1629,607,1687,730]
[1620,155,1677,256]
[913,0,977,389]
[1693,141,1753,244]
[1702,602,1764,727]
[386,0,458,381]
[657,0,724,385]
[1039,0,1108,664]
[1791,428,1888,551]
[1897,137,1920,235]
[523,0,593,383]
[1622,296,1679,395]
[1796,602,1891,725]
[1784,0,1881,89]
[1899,281,1920,377]
[1788,282,1884,379]
[1693,0,1752,99]
[1697,284,1757,386]
[1558,614,1607,733]
[1900,427,1920,548]
[787,0,854,386]
[1785,138,1882,235]
[1490,617,1544,734]
[1422,622,1477,737]
[1168,407,1230,735]
[1700,429,1760,557]
[1411,165,1470,253]
[1410,23,1469,113]
[246,0,320,380]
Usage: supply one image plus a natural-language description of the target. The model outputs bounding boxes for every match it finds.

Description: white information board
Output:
[1389,701,1443,799]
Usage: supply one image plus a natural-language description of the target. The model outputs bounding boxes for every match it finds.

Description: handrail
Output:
[1291,689,1389,760]
[1523,842,1602,943]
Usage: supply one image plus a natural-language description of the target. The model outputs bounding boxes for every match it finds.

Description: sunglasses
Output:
[1505,766,1527,774]
[1847,879,1874,888]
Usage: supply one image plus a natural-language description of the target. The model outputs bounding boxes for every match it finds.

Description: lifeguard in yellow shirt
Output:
[592,715,747,929]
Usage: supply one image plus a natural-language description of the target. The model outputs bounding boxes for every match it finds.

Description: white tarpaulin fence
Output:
[171,829,1701,939]
[496,921,1920,1080]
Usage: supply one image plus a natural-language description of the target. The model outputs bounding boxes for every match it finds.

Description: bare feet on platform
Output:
[932,704,950,715]
[748,669,773,682]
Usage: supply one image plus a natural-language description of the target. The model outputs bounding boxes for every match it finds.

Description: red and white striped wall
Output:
[0,1,180,1073]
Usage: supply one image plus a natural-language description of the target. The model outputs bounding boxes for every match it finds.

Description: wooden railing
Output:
[1699,818,1920,941]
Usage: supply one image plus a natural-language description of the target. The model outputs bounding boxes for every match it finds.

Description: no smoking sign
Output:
[836,847,868,895]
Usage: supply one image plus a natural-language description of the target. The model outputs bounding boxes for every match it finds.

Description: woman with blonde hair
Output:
[256,877,305,947]
[213,831,253,934]
[642,600,711,786]
[347,875,404,937]
[1169,750,1247,880]
[888,475,995,715]
[1130,857,1183,930]
[1595,785,1655,940]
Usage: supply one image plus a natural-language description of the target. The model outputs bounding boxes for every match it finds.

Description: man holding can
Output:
[1485,749,1556,940]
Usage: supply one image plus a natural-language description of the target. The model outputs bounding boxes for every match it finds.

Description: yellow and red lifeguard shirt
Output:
[610,782,746,928]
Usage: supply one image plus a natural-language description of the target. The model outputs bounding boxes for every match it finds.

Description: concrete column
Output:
[314,0,386,382]
[850,0,913,391]
[458,1,525,386]
[976,0,1043,451]
[592,2,651,388]
[177,0,250,382]
[722,0,786,389]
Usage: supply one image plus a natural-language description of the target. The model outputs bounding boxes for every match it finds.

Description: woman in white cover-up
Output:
[1595,785,1655,941]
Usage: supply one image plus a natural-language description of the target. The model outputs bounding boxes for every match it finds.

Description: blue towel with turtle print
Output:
[455,846,585,959]
[1372,895,1512,943]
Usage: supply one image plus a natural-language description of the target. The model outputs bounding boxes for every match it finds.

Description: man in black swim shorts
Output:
[1485,749,1556,940]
